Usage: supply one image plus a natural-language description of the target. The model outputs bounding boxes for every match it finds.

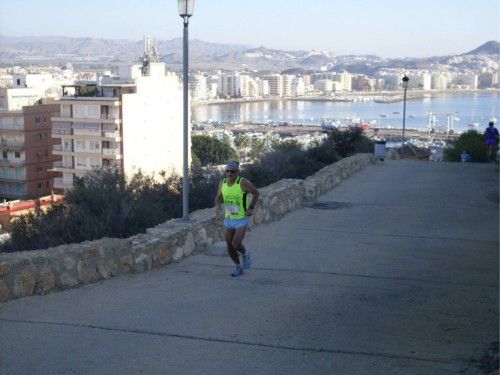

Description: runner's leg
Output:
[225,227,240,265]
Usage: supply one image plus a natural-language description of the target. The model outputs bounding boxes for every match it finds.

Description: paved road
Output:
[0,161,498,374]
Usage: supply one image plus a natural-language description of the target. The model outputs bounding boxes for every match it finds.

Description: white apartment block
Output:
[431,72,450,90]
[190,74,208,101]
[0,87,41,111]
[406,72,432,90]
[291,76,305,96]
[314,79,334,94]
[51,62,186,190]
[217,73,235,98]
[265,74,283,97]
[451,72,478,89]
[0,72,69,111]
[282,75,294,97]
[339,71,352,91]
[257,79,270,97]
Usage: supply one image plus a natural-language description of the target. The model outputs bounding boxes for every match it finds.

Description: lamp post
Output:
[401,75,409,146]
[178,0,194,221]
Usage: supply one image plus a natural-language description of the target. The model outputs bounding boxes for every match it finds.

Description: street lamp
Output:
[178,0,194,221]
[401,75,409,145]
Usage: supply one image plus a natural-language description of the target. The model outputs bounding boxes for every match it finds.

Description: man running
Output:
[215,160,260,277]
[484,121,499,161]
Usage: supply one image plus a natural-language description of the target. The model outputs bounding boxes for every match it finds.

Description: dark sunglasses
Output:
[225,169,237,173]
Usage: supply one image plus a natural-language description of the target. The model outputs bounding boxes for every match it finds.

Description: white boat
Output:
[468,122,480,129]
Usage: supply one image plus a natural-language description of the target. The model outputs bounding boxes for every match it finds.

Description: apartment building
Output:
[190,74,208,101]
[0,103,60,199]
[51,62,185,190]
[0,73,64,111]
[265,74,283,97]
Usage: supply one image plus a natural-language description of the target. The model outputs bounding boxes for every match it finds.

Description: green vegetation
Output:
[443,130,489,162]
[1,128,373,252]
[191,135,238,166]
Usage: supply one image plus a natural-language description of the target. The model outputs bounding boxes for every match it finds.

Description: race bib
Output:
[224,204,239,215]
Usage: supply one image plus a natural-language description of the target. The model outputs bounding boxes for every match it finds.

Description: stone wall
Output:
[0,154,374,302]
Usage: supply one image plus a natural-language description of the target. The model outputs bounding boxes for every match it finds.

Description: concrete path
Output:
[0,161,498,374]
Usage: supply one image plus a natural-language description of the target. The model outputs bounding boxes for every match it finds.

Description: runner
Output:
[215,160,260,277]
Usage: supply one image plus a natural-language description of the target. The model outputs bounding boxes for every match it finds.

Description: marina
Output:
[192,91,499,135]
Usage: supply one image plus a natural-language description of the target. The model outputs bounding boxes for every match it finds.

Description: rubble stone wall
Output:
[0,154,374,302]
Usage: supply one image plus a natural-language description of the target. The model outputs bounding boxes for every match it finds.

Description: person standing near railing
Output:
[484,121,499,161]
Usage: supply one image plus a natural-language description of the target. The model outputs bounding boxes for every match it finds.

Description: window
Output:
[37,166,43,173]
[35,117,41,123]
[16,79,21,86]
[37,182,42,189]
[14,152,20,158]
[2,151,7,159]
[36,133,42,140]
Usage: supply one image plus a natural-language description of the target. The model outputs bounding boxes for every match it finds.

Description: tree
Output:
[191,135,238,166]
[443,130,488,162]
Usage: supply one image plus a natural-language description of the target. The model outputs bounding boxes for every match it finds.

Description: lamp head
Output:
[178,0,195,17]
[402,75,409,89]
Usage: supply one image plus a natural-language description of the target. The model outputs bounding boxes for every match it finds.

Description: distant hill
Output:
[464,41,500,55]
[0,35,498,73]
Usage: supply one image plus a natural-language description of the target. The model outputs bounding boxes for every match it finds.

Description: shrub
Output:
[191,135,238,166]
[443,130,488,162]
[328,127,374,157]
[1,128,371,252]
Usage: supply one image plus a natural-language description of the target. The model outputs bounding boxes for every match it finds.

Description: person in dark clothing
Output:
[484,121,499,161]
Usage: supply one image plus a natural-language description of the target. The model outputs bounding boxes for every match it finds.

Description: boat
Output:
[393,111,400,114]
[379,114,387,118]
[468,122,480,129]
[409,114,416,118]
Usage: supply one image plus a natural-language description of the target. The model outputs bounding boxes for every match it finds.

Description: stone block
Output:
[134,253,152,272]
[0,280,9,302]
[154,245,172,266]
[63,257,76,270]
[77,260,98,284]
[173,247,184,262]
[0,262,13,277]
[60,272,78,287]
[182,231,195,257]
[35,265,55,294]
[13,266,36,297]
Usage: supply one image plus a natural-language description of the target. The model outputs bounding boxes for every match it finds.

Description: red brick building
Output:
[0,103,61,199]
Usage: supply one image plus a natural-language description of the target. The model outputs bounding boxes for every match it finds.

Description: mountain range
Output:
[0,35,498,73]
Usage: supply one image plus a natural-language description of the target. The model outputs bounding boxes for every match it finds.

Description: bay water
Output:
[192,92,499,133]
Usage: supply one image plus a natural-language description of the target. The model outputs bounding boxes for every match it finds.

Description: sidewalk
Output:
[0,160,498,374]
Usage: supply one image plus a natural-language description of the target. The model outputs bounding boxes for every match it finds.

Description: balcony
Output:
[0,140,25,151]
[53,177,74,190]
[0,124,24,133]
[53,144,73,153]
[0,175,26,182]
[0,158,25,166]
[102,131,121,140]
[52,128,72,137]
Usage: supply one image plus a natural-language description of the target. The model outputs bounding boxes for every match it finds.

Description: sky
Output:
[0,0,499,58]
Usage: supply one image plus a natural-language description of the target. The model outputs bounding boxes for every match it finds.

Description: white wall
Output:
[121,62,187,179]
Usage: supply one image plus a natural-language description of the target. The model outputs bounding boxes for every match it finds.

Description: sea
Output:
[192,92,499,133]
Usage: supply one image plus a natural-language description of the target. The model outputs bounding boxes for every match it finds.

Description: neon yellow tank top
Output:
[221,177,248,220]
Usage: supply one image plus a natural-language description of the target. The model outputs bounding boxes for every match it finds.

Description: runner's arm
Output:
[241,178,260,214]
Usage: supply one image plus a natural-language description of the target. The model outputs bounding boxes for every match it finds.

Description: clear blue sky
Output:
[1,0,499,57]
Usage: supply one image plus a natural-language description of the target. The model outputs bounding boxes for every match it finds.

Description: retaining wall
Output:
[0,154,374,302]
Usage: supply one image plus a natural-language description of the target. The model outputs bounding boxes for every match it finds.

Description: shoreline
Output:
[192,89,499,107]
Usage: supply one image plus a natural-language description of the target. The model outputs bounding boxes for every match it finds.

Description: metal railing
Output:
[52,128,72,135]
[102,148,121,155]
